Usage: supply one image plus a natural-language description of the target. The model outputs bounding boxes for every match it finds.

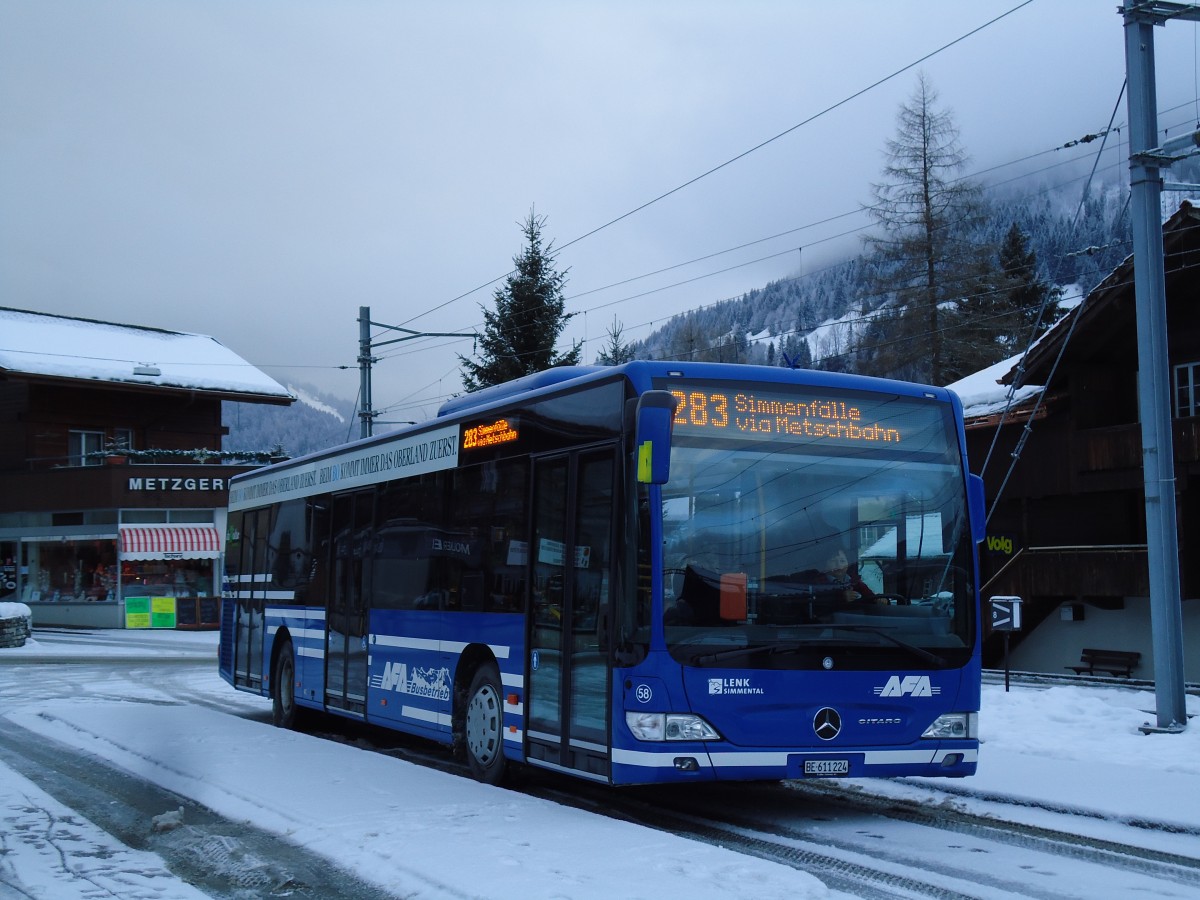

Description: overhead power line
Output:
[399,0,1036,330]
[550,1,1037,257]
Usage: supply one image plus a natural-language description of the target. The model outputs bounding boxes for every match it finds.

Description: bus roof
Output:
[437,360,958,420]
[230,361,962,490]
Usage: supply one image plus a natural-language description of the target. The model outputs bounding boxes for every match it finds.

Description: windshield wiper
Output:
[829,625,950,667]
[687,625,951,668]
[690,628,831,665]
[692,643,811,665]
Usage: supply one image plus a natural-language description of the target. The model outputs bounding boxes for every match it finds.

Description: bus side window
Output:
[447,460,527,615]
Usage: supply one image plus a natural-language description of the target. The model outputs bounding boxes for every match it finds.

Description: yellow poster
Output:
[124,596,151,629]
[150,596,177,629]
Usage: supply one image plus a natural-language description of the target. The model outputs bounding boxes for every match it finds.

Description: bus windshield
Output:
[657,383,974,669]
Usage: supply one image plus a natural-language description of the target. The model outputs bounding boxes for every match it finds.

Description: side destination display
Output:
[228,424,460,511]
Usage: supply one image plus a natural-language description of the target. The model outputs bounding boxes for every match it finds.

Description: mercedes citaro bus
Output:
[220,361,985,785]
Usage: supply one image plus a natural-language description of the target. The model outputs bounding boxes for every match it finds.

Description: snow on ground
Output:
[0,766,211,900]
[2,631,1198,899]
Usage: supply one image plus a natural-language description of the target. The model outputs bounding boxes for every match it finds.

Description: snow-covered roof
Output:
[943,286,1088,420]
[945,353,1044,420]
[0,307,293,404]
[1010,202,1198,388]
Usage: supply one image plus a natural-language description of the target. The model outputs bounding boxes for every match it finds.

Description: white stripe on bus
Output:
[266,607,325,620]
[371,634,510,660]
[232,591,289,600]
[402,706,452,727]
[611,748,711,768]
[523,758,609,783]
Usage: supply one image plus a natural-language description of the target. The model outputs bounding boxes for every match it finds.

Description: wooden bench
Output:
[1067,648,1140,677]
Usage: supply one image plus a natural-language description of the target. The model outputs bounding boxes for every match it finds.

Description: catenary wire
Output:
[395,1,1037,330]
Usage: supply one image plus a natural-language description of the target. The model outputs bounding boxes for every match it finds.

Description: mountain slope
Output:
[223,383,357,459]
[631,182,1133,373]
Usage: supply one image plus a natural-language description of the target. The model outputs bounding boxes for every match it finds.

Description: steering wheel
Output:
[876,593,910,606]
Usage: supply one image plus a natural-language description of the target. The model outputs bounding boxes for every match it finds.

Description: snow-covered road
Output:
[2,630,1197,899]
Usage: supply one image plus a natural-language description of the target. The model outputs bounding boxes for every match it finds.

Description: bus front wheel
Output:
[272,638,300,729]
[464,663,506,785]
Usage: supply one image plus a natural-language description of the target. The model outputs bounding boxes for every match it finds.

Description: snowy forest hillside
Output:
[632,184,1134,374]
[223,383,355,460]
[220,186,1138,461]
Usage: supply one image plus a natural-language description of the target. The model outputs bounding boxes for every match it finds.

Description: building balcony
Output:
[1079,418,1200,472]
[982,544,1149,604]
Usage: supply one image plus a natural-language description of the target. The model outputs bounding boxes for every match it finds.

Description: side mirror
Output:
[968,474,987,544]
[635,390,678,484]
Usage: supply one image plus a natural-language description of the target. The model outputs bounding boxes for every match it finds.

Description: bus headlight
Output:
[626,712,721,742]
[921,712,978,740]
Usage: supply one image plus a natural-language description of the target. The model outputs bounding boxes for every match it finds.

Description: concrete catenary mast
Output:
[1121,0,1200,733]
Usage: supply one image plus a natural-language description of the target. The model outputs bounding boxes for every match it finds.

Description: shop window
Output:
[68,430,105,467]
[1,543,17,602]
[122,511,169,524]
[1175,361,1200,418]
[121,559,214,601]
[22,538,118,603]
[0,512,51,528]
[168,510,215,523]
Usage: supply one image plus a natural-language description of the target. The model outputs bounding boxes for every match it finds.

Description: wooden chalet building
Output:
[959,201,1200,681]
[0,307,293,629]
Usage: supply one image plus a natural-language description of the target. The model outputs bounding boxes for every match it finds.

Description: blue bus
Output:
[220,361,986,785]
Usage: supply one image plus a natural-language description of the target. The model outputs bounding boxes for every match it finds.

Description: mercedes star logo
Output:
[813,707,842,741]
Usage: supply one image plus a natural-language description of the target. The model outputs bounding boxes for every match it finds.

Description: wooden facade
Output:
[967,202,1200,665]
[1,380,226,476]
[0,309,292,627]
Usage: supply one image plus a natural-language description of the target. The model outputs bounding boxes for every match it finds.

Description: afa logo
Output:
[374,661,407,691]
[371,661,452,701]
[874,675,942,697]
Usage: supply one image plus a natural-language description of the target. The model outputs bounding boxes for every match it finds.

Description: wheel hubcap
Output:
[466,683,500,764]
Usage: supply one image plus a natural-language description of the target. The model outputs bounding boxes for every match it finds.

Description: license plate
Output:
[804,759,850,776]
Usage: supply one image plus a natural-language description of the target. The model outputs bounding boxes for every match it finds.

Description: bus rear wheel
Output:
[464,663,506,785]
[272,638,301,729]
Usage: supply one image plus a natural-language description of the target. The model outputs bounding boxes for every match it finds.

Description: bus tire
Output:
[272,638,301,729]
[464,663,506,785]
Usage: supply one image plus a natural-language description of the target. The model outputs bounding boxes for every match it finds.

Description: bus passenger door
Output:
[326,489,372,716]
[233,508,268,690]
[528,447,616,780]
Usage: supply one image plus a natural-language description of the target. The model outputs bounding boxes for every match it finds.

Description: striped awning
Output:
[119,525,222,560]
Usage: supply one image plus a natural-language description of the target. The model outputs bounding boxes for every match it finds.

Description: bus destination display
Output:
[664,383,946,449]
[462,417,520,451]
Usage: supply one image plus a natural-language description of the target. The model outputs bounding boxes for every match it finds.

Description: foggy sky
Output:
[2,1,1197,420]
